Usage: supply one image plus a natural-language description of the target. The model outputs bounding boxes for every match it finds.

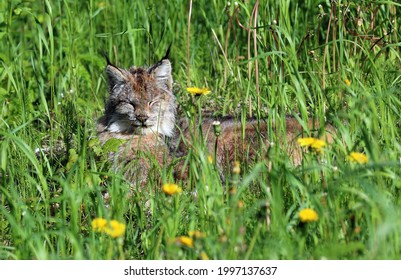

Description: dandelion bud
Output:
[212,121,222,137]
[272,19,277,25]
[233,161,240,174]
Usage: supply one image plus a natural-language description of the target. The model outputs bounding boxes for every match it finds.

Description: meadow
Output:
[0,0,401,260]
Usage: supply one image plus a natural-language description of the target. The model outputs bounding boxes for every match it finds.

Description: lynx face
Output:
[103,59,176,137]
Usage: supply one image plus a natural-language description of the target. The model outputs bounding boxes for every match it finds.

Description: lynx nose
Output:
[136,115,148,125]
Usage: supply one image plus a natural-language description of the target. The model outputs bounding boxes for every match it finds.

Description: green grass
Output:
[1,0,401,260]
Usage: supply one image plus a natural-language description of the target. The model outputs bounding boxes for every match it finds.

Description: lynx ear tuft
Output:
[162,43,172,60]
[150,59,173,90]
[106,65,128,92]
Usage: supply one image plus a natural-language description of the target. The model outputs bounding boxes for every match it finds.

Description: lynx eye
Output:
[148,100,159,107]
[126,101,136,108]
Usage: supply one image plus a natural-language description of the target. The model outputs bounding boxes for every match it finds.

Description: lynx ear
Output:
[106,64,129,92]
[149,59,173,90]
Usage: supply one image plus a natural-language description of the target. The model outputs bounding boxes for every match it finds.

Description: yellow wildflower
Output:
[344,79,351,87]
[299,208,319,223]
[91,218,107,232]
[298,138,315,147]
[200,251,209,260]
[92,218,126,238]
[178,236,194,248]
[104,220,126,238]
[298,137,327,152]
[162,183,182,195]
[348,152,368,164]
[207,155,213,164]
[188,230,206,239]
[187,87,211,95]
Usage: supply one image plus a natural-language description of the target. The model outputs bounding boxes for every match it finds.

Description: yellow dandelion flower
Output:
[188,230,206,238]
[207,155,213,164]
[344,79,351,87]
[348,152,368,164]
[298,137,315,147]
[200,251,209,260]
[187,87,211,95]
[162,183,182,195]
[311,139,326,150]
[298,137,327,152]
[104,220,126,238]
[299,208,319,223]
[91,218,107,232]
[178,236,194,248]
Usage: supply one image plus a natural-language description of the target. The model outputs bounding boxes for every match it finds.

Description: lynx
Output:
[97,56,176,184]
[97,54,335,184]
